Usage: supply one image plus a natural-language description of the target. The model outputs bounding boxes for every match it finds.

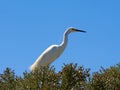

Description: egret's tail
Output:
[30,64,36,72]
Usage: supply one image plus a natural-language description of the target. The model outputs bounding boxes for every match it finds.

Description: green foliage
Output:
[0,68,16,90]
[92,64,120,90]
[60,63,90,90]
[0,63,120,90]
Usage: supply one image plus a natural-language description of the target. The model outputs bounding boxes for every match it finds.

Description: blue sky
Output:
[0,0,119,75]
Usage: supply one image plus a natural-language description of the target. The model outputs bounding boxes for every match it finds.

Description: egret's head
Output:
[65,27,86,35]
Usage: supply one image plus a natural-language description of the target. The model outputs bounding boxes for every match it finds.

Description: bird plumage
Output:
[30,27,86,71]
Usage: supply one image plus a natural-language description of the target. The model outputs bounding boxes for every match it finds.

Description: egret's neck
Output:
[60,31,69,48]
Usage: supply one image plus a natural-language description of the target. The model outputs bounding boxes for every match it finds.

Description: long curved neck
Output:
[60,30,69,49]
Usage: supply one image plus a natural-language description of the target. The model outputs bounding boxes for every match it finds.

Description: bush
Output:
[0,63,120,90]
[0,63,90,90]
[92,64,120,90]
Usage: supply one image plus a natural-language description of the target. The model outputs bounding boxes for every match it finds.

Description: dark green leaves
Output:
[0,63,120,90]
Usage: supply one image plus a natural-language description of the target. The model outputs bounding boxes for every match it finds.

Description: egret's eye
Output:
[72,28,76,31]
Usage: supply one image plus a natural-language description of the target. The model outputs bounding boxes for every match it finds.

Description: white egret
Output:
[30,27,86,71]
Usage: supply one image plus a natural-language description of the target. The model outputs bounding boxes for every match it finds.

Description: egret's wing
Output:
[36,45,59,65]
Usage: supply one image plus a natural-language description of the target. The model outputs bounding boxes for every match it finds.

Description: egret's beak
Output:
[74,29,86,33]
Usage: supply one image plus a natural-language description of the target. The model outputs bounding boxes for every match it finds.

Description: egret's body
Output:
[30,27,86,71]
